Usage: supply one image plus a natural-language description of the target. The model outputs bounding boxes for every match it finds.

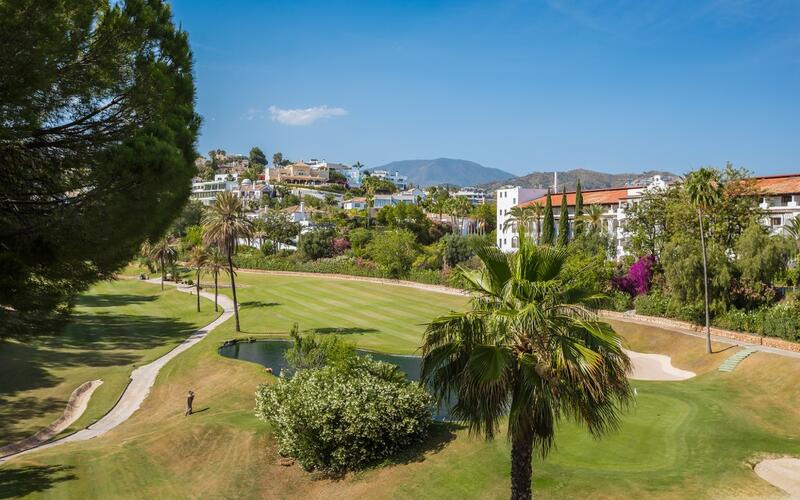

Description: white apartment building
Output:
[370,170,409,190]
[453,187,488,205]
[496,186,547,251]
[190,177,238,206]
[496,173,800,257]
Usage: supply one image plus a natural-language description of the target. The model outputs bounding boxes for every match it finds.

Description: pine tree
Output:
[541,191,555,245]
[558,187,570,246]
[574,179,584,237]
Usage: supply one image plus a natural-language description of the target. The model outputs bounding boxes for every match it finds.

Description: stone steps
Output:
[718,348,756,373]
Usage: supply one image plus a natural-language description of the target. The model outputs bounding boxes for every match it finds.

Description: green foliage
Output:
[0,0,198,335]
[255,356,433,473]
[367,230,419,278]
[374,203,436,243]
[471,202,496,233]
[249,146,267,166]
[541,192,555,245]
[346,228,373,256]
[361,175,397,194]
[260,210,301,254]
[183,226,204,250]
[299,228,335,260]
[634,290,705,324]
[170,201,206,237]
[441,234,474,268]
[624,186,672,260]
[734,223,792,284]
[558,187,570,246]
[284,325,356,371]
[662,233,733,310]
[574,180,584,236]
[714,304,800,342]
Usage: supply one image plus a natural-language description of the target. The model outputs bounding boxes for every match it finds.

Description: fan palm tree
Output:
[149,237,177,290]
[421,230,632,500]
[187,246,208,312]
[205,245,229,312]
[203,192,254,332]
[685,168,722,354]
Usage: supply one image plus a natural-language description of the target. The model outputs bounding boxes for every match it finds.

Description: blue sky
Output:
[170,0,800,176]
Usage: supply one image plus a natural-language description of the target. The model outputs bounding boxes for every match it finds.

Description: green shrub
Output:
[634,291,669,317]
[255,356,433,474]
[606,290,633,312]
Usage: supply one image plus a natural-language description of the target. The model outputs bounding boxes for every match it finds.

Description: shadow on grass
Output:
[712,344,738,354]
[78,294,158,308]
[0,396,66,446]
[0,464,77,498]
[308,327,379,335]
[240,301,280,308]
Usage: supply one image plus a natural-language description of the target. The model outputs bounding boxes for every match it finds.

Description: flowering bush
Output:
[331,237,350,255]
[613,255,655,297]
[255,357,433,473]
[730,278,778,310]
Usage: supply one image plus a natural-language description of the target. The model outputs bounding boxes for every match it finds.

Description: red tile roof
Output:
[519,186,638,208]
[752,174,800,195]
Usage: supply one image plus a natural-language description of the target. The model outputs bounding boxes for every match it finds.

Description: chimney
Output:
[553,171,558,191]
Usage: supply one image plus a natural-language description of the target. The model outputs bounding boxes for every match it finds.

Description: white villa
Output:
[496,173,800,257]
[370,170,409,190]
[454,186,489,205]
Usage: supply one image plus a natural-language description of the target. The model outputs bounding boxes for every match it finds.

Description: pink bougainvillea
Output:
[331,237,351,255]
[613,255,655,297]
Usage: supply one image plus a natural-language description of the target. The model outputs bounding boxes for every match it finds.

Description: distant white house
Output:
[495,186,548,251]
[453,186,488,205]
[190,178,238,206]
[370,170,409,190]
[343,193,419,211]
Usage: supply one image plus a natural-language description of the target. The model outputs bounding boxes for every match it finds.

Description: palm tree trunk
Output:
[510,429,533,500]
[196,269,201,312]
[698,209,712,354]
[160,256,165,290]
[227,252,241,332]
[214,271,219,312]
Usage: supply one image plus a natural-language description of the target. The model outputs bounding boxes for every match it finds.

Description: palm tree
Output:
[421,231,631,500]
[203,192,255,332]
[364,184,374,229]
[685,168,722,355]
[150,237,177,290]
[583,204,605,235]
[205,245,229,312]
[503,206,535,242]
[528,203,545,244]
[187,246,208,312]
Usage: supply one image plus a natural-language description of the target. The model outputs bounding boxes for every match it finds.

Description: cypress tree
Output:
[574,179,584,237]
[557,187,570,246]
[541,191,555,245]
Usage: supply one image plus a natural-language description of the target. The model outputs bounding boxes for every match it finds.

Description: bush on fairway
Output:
[255,356,433,474]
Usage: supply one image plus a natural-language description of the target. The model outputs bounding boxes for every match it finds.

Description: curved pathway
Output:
[0,280,233,464]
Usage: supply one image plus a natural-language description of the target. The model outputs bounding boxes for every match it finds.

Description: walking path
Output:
[719,348,756,373]
[0,280,232,464]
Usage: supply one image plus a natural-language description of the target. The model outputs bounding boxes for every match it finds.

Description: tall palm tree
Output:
[364,184,374,229]
[205,245,229,312]
[421,230,631,500]
[187,246,208,312]
[503,206,535,242]
[149,237,177,291]
[528,203,545,244]
[685,168,722,355]
[203,192,254,332]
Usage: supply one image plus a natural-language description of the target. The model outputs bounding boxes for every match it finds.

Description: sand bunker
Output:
[625,349,696,381]
[755,458,800,497]
[0,379,103,458]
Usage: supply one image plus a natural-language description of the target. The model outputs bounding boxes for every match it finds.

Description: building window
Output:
[771,217,782,226]
[782,195,793,204]
[511,236,519,248]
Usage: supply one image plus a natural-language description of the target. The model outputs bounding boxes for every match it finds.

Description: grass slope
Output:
[2,275,799,499]
[0,280,218,448]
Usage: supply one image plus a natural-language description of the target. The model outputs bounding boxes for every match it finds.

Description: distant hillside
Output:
[478,168,679,192]
[372,158,514,187]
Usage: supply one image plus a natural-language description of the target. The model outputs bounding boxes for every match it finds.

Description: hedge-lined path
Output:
[0,280,233,464]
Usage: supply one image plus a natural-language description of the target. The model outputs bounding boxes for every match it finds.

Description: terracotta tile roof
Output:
[519,186,639,208]
[752,173,800,195]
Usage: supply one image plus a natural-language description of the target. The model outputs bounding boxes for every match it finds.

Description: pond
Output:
[218,339,450,419]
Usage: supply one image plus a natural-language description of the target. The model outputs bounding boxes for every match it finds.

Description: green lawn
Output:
[0,280,218,448]
[1,273,799,499]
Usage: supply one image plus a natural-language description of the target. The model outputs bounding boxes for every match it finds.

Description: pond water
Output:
[218,339,449,419]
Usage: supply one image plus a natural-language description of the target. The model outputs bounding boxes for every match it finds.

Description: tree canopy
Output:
[0,0,198,336]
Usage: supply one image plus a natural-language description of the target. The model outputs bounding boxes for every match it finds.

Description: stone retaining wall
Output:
[599,310,800,354]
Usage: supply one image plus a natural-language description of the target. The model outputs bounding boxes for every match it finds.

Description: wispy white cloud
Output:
[268,105,347,126]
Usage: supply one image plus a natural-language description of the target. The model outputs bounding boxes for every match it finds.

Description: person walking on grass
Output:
[185,390,195,416]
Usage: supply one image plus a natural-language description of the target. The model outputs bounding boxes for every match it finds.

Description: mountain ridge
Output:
[372,158,514,187]
[478,168,680,192]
